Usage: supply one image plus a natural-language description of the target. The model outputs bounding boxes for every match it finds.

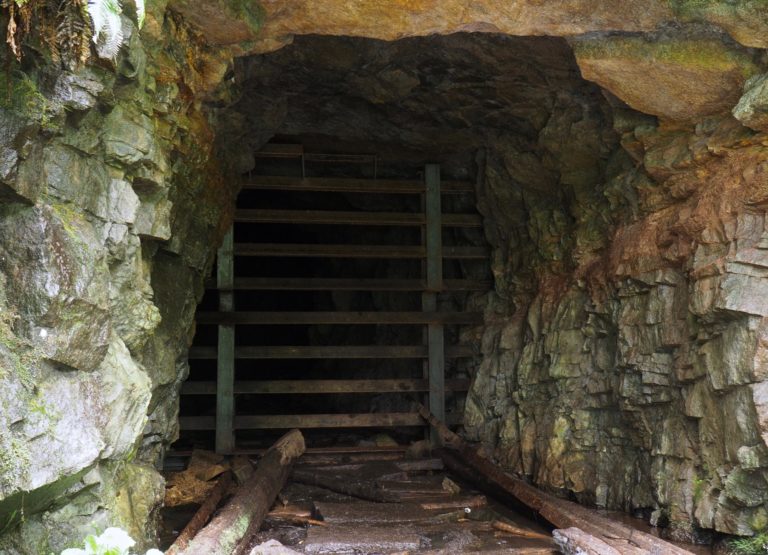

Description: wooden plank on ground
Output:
[188,344,475,359]
[241,175,474,194]
[302,525,421,554]
[234,209,482,227]
[206,277,490,291]
[233,243,488,259]
[181,378,471,395]
[195,311,483,326]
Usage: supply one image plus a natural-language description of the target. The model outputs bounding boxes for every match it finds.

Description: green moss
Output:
[728,533,768,555]
[573,36,760,79]
[0,311,35,391]
[50,203,87,242]
[693,476,706,504]
[0,70,52,127]
[227,0,265,34]
[0,430,31,494]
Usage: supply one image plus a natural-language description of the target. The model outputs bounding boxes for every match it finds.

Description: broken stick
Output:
[178,429,306,555]
[419,495,487,510]
[165,472,233,555]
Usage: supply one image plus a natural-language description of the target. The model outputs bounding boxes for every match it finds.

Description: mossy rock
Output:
[572,35,760,121]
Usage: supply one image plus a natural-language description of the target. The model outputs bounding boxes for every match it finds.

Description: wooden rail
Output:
[180,412,463,430]
[241,175,474,194]
[205,277,491,291]
[188,345,476,359]
[181,379,471,395]
[233,243,489,259]
[195,311,483,326]
[235,209,482,227]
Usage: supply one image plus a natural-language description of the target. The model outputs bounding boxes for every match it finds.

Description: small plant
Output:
[60,527,163,555]
[2,0,145,67]
[728,532,768,555]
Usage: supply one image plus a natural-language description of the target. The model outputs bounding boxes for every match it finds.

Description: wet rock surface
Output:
[0,4,236,553]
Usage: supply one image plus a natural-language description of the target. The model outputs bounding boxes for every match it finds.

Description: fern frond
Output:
[87,0,124,59]
[135,0,144,29]
[56,0,91,70]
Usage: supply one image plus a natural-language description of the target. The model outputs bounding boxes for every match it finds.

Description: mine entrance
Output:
[174,142,491,455]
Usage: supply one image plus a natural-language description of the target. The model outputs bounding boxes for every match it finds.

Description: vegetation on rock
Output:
[1,0,144,67]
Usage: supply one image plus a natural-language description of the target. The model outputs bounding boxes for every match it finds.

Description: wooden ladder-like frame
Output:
[180,155,488,454]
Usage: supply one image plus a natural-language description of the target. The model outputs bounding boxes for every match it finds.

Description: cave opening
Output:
[159,30,642,550]
[170,31,621,457]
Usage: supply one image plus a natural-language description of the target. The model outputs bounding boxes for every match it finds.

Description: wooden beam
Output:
[416,405,694,555]
[424,164,446,436]
[241,175,474,194]
[195,311,483,325]
[206,277,491,291]
[181,378,471,395]
[168,446,410,458]
[216,228,235,455]
[180,412,463,430]
[188,344,475,359]
[233,243,488,259]
[254,144,304,157]
[234,209,482,227]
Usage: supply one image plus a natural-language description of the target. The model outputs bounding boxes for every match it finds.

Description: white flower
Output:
[60,550,87,555]
[145,550,164,555]
[94,527,136,552]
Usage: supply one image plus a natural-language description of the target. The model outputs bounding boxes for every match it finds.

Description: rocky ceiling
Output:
[228,33,615,179]
[171,0,768,126]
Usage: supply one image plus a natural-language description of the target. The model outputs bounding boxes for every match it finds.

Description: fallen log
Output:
[292,467,401,503]
[165,472,233,555]
[416,403,693,555]
[179,429,306,555]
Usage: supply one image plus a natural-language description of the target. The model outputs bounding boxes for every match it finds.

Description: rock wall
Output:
[0,5,237,552]
[467,120,768,540]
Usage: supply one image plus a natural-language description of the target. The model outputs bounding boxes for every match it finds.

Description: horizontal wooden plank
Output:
[179,412,462,430]
[195,311,483,326]
[206,278,491,291]
[188,344,475,359]
[233,243,488,259]
[167,446,412,459]
[241,176,473,194]
[234,209,482,227]
[254,144,303,157]
[181,378,471,395]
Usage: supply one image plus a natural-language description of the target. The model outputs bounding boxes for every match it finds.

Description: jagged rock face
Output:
[1,1,768,552]
[0,6,235,553]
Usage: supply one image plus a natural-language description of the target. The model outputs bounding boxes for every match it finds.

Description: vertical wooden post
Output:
[423,164,445,443]
[216,227,235,454]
